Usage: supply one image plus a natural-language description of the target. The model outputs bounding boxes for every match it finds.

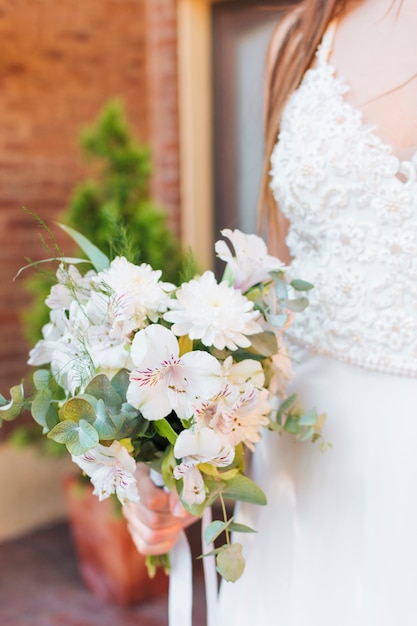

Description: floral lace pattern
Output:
[270,27,417,377]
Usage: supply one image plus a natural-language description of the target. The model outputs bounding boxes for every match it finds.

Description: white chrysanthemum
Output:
[96,257,175,332]
[164,271,262,351]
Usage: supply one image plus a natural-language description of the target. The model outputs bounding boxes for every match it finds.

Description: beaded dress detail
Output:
[270,24,417,377]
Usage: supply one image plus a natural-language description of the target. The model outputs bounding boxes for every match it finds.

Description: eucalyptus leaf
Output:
[274,278,288,300]
[290,279,314,292]
[111,369,130,401]
[222,474,267,506]
[300,426,315,442]
[228,522,257,534]
[283,297,309,313]
[283,416,300,435]
[216,543,245,582]
[277,393,298,417]
[0,384,25,421]
[298,408,318,427]
[267,313,288,328]
[44,403,60,433]
[31,388,53,428]
[204,520,227,545]
[33,369,52,392]
[85,374,122,413]
[62,397,97,424]
[47,418,99,455]
[57,222,110,272]
[92,398,120,439]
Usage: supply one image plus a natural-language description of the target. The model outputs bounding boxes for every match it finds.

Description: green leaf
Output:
[290,279,314,292]
[222,474,267,506]
[283,416,300,435]
[33,369,52,392]
[267,313,288,328]
[216,543,245,582]
[248,331,278,357]
[56,222,110,272]
[277,393,298,417]
[298,408,318,427]
[273,277,288,300]
[0,384,25,421]
[228,522,257,534]
[85,374,122,413]
[161,446,177,491]
[47,418,99,455]
[31,388,53,428]
[283,297,309,312]
[300,426,315,442]
[204,520,227,545]
[154,418,178,445]
[62,397,97,424]
[110,369,130,401]
[92,398,120,439]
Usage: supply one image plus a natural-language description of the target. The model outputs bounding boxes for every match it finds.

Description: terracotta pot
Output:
[63,475,169,606]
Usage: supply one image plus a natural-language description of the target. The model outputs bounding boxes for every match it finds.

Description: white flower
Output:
[72,441,139,505]
[126,324,222,421]
[173,427,235,505]
[217,387,271,451]
[164,271,262,351]
[46,264,95,310]
[215,228,285,292]
[197,381,270,451]
[96,257,175,333]
[222,356,265,390]
[28,309,68,366]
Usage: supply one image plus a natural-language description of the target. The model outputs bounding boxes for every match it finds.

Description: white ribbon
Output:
[167,507,219,626]
[202,507,219,626]
[168,530,193,626]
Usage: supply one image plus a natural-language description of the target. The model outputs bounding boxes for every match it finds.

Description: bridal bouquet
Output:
[1,223,323,583]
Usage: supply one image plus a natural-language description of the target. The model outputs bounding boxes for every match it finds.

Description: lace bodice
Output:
[270,24,417,377]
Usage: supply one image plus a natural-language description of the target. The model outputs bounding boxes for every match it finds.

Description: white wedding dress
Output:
[218,23,417,626]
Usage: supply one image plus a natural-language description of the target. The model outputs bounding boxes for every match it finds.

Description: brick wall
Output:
[0,0,177,435]
[144,0,181,235]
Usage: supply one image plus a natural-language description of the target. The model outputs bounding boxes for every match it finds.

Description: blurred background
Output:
[0,0,296,622]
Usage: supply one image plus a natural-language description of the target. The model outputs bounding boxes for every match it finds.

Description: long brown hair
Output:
[258,0,356,235]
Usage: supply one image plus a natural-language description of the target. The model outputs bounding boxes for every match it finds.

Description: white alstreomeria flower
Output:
[126,324,222,421]
[215,228,286,292]
[164,270,263,351]
[95,256,175,333]
[72,440,139,505]
[173,427,235,505]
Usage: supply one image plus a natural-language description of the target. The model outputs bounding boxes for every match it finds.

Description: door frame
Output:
[177,0,232,268]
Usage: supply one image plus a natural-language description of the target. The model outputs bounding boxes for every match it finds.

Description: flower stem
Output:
[219,493,230,546]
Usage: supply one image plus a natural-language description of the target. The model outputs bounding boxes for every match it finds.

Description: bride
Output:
[124,0,417,623]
